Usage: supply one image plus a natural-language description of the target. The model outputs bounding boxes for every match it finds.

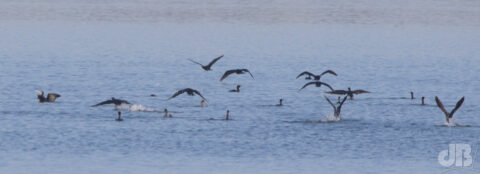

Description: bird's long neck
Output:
[421,97,425,105]
[226,110,230,120]
[410,92,414,99]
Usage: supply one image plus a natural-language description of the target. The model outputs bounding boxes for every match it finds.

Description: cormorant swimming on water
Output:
[168,88,206,101]
[91,97,131,107]
[435,96,464,125]
[220,69,254,81]
[325,96,348,118]
[36,90,61,103]
[296,70,337,80]
[421,97,425,105]
[299,81,334,91]
[276,99,283,106]
[188,55,224,71]
[326,87,370,99]
[116,112,123,121]
[410,91,415,99]
[225,110,230,120]
[229,85,241,92]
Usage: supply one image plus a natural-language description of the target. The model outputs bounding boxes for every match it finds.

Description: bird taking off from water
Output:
[168,88,206,101]
[220,69,254,81]
[296,70,337,80]
[435,96,464,126]
[91,97,131,107]
[326,87,370,99]
[36,90,61,103]
[188,55,224,71]
[299,81,334,91]
[325,96,348,118]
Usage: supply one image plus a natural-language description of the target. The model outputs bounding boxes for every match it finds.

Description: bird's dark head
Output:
[111,97,115,100]
[237,85,241,89]
[279,99,283,105]
[118,111,121,116]
[348,87,351,91]
[164,109,168,112]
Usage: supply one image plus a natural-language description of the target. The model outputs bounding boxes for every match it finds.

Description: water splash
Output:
[322,114,341,122]
[115,104,157,112]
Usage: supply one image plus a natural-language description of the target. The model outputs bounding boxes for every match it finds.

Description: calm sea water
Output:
[0,3,480,174]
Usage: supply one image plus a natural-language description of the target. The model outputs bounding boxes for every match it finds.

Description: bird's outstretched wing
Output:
[320,70,337,77]
[296,71,315,79]
[435,96,450,120]
[188,59,204,66]
[168,89,187,100]
[449,97,465,118]
[353,90,370,94]
[47,93,61,102]
[326,90,348,95]
[299,82,316,91]
[320,82,334,91]
[324,96,336,111]
[91,100,114,107]
[241,69,255,79]
[220,70,236,81]
[206,55,224,68]
[192,90,207,101]
[119,99,131,105]
[338,96,348,110]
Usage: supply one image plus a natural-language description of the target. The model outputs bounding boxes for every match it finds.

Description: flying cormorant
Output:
[435,96,464,125]
[168,88,206,101]
[91,97,131,107]
[220,69,254,81]
[188,55,224,71]
[326,87,370,99]
[296,70,337,80]
[299,81,334,91]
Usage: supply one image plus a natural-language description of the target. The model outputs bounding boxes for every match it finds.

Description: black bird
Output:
[299,81,334,91]
[435,96,464,125]
[296,70,337,80]
[188,55,224,71]
[91,97,131,107]
[326,87,370,99]
[229,85,241,92]
[168,88,206,101]
[220,69,254,81]
[325,96,348,118]
[410,91,415,99]
[36,90,61,103]
[116,112,123,121]
[276,99,283,106]
[421,96,425,105]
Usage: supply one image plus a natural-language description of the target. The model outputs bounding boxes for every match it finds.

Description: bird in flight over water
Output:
[296,70,337,80]
[325,95,348,119]
[299,81,334,91]
[220,69,254,81]
[188,55,224,71]
[91,97,131,107]
[326,87,370,99]
[168,88,207,101]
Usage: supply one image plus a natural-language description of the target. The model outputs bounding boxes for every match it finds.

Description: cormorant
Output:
[220,69,254,81]
[116,112,123,121]
[168,88,206,101]
[188,55,224,71]
[435,96,464,125]
[299,81,334,91]
[325,96,348,118]
[36,90,61,103]
[226,110,230,120]
[410,91,415,99]
[276,99,283,106]
[91,97,131,107]
[163,109,173,118]
[326,87,370,99]
[229,85,241,92]
[201,100,206,107]
[421,96,425,105]
[296,70,337,80]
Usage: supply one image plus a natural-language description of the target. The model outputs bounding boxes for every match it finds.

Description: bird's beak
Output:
[35,90,42,95]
